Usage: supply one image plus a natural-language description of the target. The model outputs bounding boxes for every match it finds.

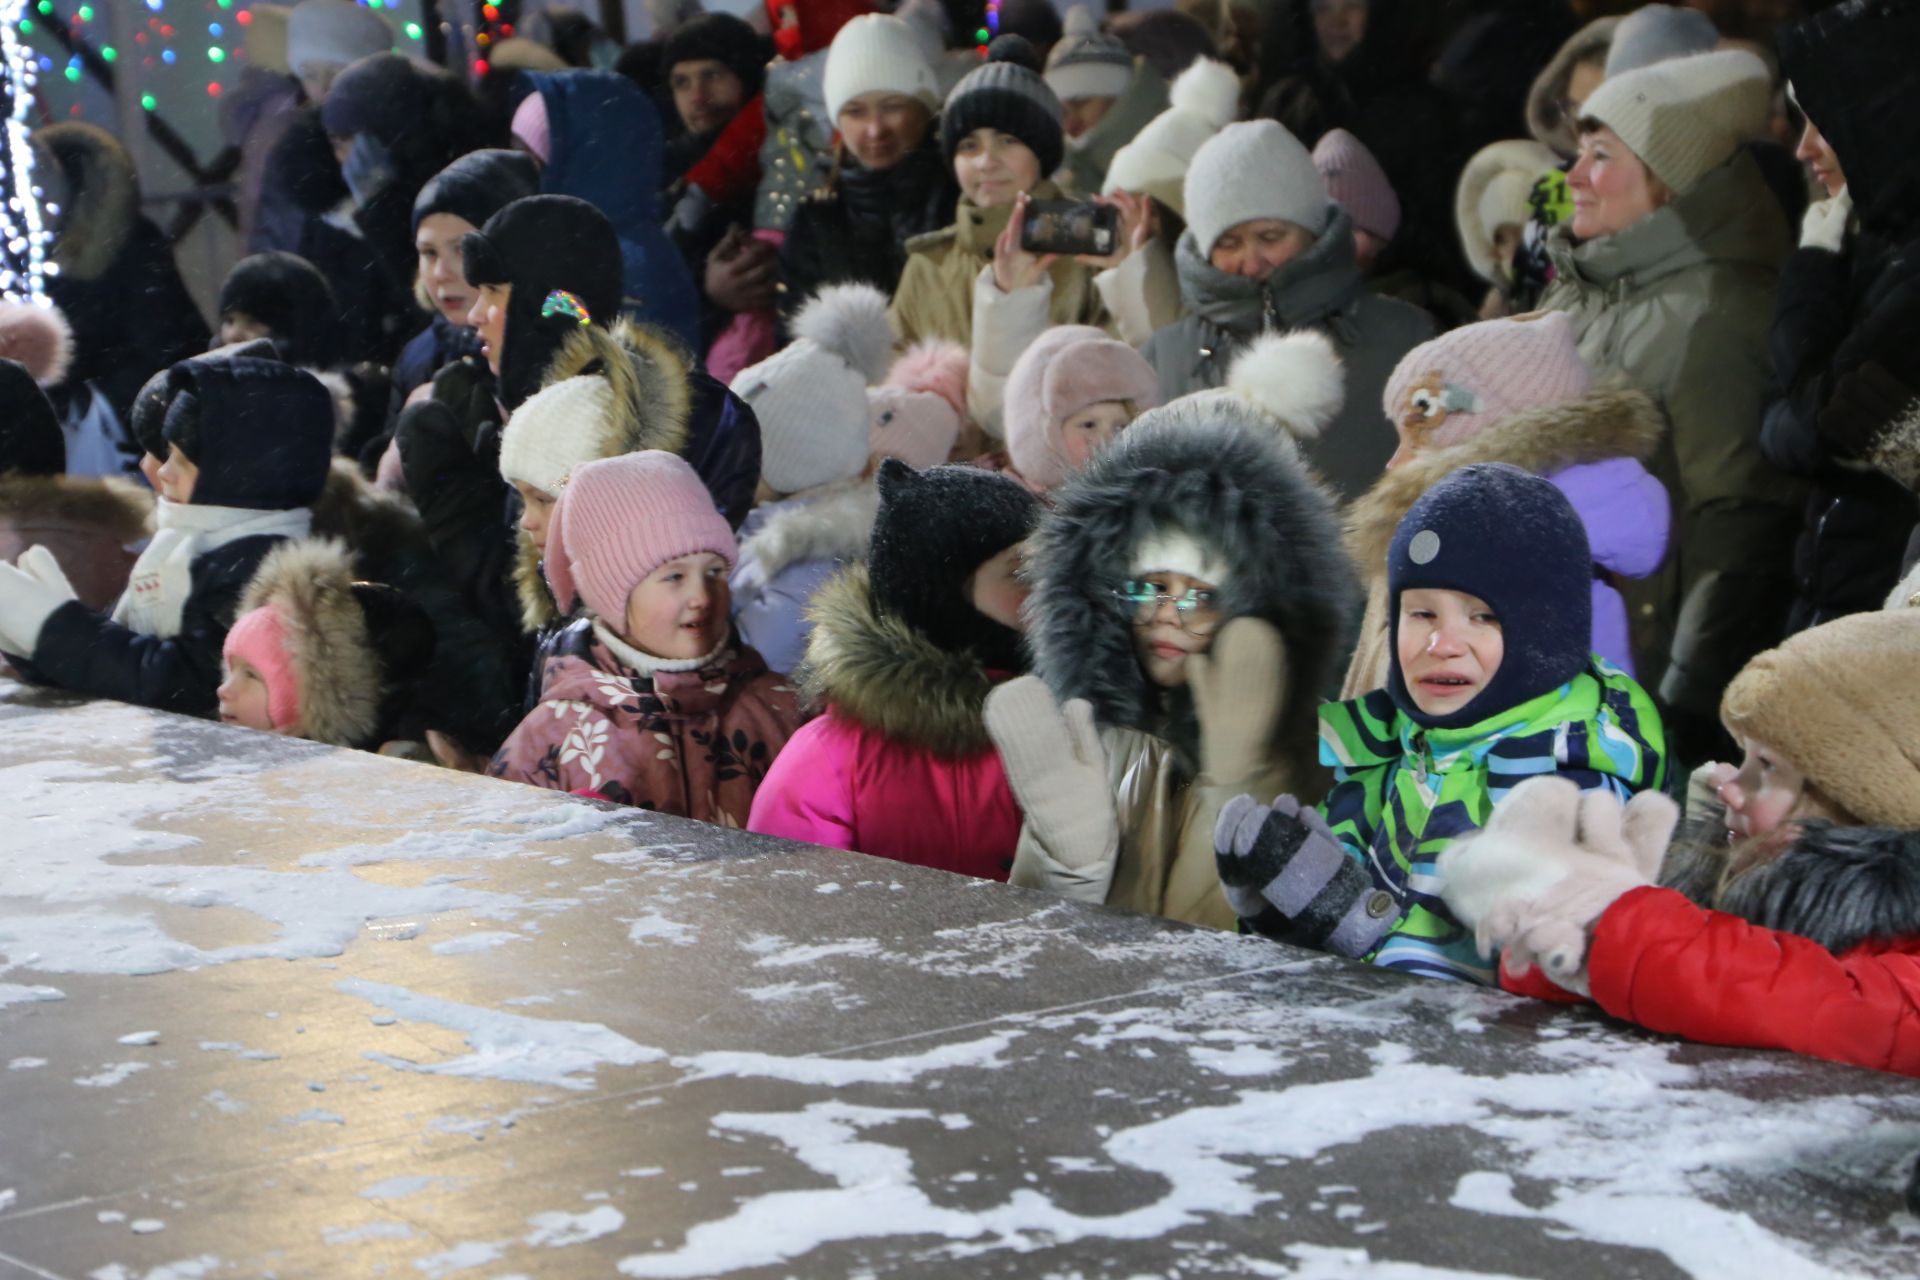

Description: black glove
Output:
[1214,794,1400,958]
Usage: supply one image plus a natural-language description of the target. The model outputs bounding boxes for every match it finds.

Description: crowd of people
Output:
[1,0,1917,1078]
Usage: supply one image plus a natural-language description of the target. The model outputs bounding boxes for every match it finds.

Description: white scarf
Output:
[592,618,729,678]
[111,501,312,639]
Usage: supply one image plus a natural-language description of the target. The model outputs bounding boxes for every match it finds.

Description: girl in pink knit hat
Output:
[489,452,801,822]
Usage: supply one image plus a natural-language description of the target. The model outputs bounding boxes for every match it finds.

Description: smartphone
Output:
[1020,199,1120,257]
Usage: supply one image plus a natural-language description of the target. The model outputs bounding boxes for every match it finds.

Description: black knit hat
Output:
[941,36,1065,174]
[461,194,625,411]
[868,458,1040,672]
[661,13,769,100]
[1387,463,1593,729]
[217,251,341,369]
[0,358,63,477]
[412,148,541,235]
[161,356,335,511]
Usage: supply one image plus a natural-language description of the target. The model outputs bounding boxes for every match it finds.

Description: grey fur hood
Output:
[1665,821,1920,957]
[1025,404,1360,766]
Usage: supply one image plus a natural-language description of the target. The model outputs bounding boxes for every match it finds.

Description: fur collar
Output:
[1345,386,1662,575]
[738,478,879,585]
[1710,823,1920,954]
[236,538,383,748]
[797,565,997,757]
[512,318,696,631]
[0,472,151,544]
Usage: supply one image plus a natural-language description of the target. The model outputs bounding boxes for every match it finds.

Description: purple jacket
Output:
[1548,457,1671,675]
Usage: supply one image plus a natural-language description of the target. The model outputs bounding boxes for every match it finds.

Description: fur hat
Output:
[287,0,391,76]
[731,283,893,496]
[1382,313,1592,453]
[1387,463,1593,729]
[498,375,621,499]
[0,301,73,386]
[825,14,941,121]
[1045,5,1132,103]
[217,251,341,369]
[941,38,1065,175]
[228,538,435,748]
[160,355,335,511]
[1100,56,1239,213]
[1184,119,1329,257]
[867,458,1040,671]
[1312,129,1400,243]
[1003,326,1159,492]
[0,358,64,477]
[1604,4,1718,77]
[663,13,769,100]
[1456,139,1559,284]
[1579,49,1770,195]
[544,451,737,623]
[872,340,967,469]
[1721,610,1920,828]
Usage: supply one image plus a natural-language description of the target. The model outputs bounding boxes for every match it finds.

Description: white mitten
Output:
[1799,186,1852,253]
[0,561,70,657]
[985,675,1117,871]
[16,545,77,605]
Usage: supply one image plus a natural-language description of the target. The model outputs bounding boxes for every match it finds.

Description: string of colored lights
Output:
[1,0,55,303]
[976,0,1000,57]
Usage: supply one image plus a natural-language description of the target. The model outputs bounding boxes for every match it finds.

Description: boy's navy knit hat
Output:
[868,458,1040,673]
[161,356,335,511]
[941,35,1065,175]
[1387,462,1592,729]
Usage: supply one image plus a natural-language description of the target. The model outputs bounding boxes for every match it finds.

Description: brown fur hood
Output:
[311,457,424,550]
[0,472,152,543]
[37,123,140,283]
[513,318,695,631]
[797,565,997,758]
[1345,385,1663,575]
[235,538,384,748]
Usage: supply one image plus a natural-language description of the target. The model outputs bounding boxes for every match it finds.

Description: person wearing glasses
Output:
[984,334,1355,929]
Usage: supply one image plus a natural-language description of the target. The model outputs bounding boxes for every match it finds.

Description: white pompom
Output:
[1224,330,1345,441]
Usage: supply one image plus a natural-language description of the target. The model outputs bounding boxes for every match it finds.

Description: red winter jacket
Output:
[1504,884,1920,1076]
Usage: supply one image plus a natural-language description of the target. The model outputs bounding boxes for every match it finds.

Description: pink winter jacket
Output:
[490,624,801,826]
[747,567,1022,880]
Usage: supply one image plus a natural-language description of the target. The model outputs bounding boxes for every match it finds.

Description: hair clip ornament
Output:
[541,289,592,326]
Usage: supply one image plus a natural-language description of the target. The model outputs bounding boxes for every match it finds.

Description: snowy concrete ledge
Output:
[0,679,1915,1280]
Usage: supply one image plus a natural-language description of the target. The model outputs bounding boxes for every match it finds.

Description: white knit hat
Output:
[1579,49,1770,195]
[824,14,941,123]
[1046,5,1132,103]
[1101,56,1239,213]
[287,0,392,76]
[730,283,894,496]
[498,375,618,499]
[1184,119,1329,257]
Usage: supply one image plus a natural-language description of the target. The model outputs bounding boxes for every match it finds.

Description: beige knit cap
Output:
[1720,609,1920,827]
[1579,49,1770,195]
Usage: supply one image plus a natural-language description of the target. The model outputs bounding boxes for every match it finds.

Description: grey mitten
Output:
[1214,793,1400,958]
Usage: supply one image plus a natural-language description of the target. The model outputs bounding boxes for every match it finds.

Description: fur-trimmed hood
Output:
[36,123,141,283]
[1666,822,1920,957]
[511,318,694,631]
[1526,16,1618,158]
[798,565,998,758]
[737,477,880,587]
[1345,385,1663,578]
[234,538,385,749]
[0,472,152,544]
[1025,404,1360,765]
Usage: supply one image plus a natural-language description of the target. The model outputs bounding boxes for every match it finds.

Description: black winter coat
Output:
[1763,236,1920,633]
[48,217,210,424]
[780,144,953,321]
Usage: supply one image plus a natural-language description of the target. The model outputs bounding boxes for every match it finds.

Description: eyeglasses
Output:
[1114,580,1222,635]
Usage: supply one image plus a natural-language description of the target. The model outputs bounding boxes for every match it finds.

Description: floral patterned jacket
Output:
[489,621,802,826]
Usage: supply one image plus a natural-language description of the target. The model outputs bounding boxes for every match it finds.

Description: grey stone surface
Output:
[0,680,1916,1279]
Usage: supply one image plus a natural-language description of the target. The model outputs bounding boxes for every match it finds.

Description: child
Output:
[748,460,1041,880]
[870,340,967,469]
[986,334,1355,928]
[219,538,436,749]
[1001,325,1159,495]
[215,251,342,368]
[1439,608,1920,1075]
[1342,313,1668,695]
[728,284,895,677]
[489,452,799,823]
[1455,140,1560,318]
[0,354,333,717]
[1214,463,1668,982]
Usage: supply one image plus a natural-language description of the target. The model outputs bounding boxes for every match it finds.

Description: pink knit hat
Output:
[544,451,738,622]
[1004,325,1160,491]
[1312,128,1401,243]
[1381,312,1592,451]
[510,91,552,164]
[223,604,301,731]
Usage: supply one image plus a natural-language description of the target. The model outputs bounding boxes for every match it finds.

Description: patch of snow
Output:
[0,982,64,1007]
[750,938,882,969]
[677,1032,1019,1087]
[430,931,523,956]
[116,1030,161,1046]
[413,1239,506,1277]
[626,913,698,946]
[323,1222,416,1244]
[75,1062,148,1088]
[524,1206,625,1247]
